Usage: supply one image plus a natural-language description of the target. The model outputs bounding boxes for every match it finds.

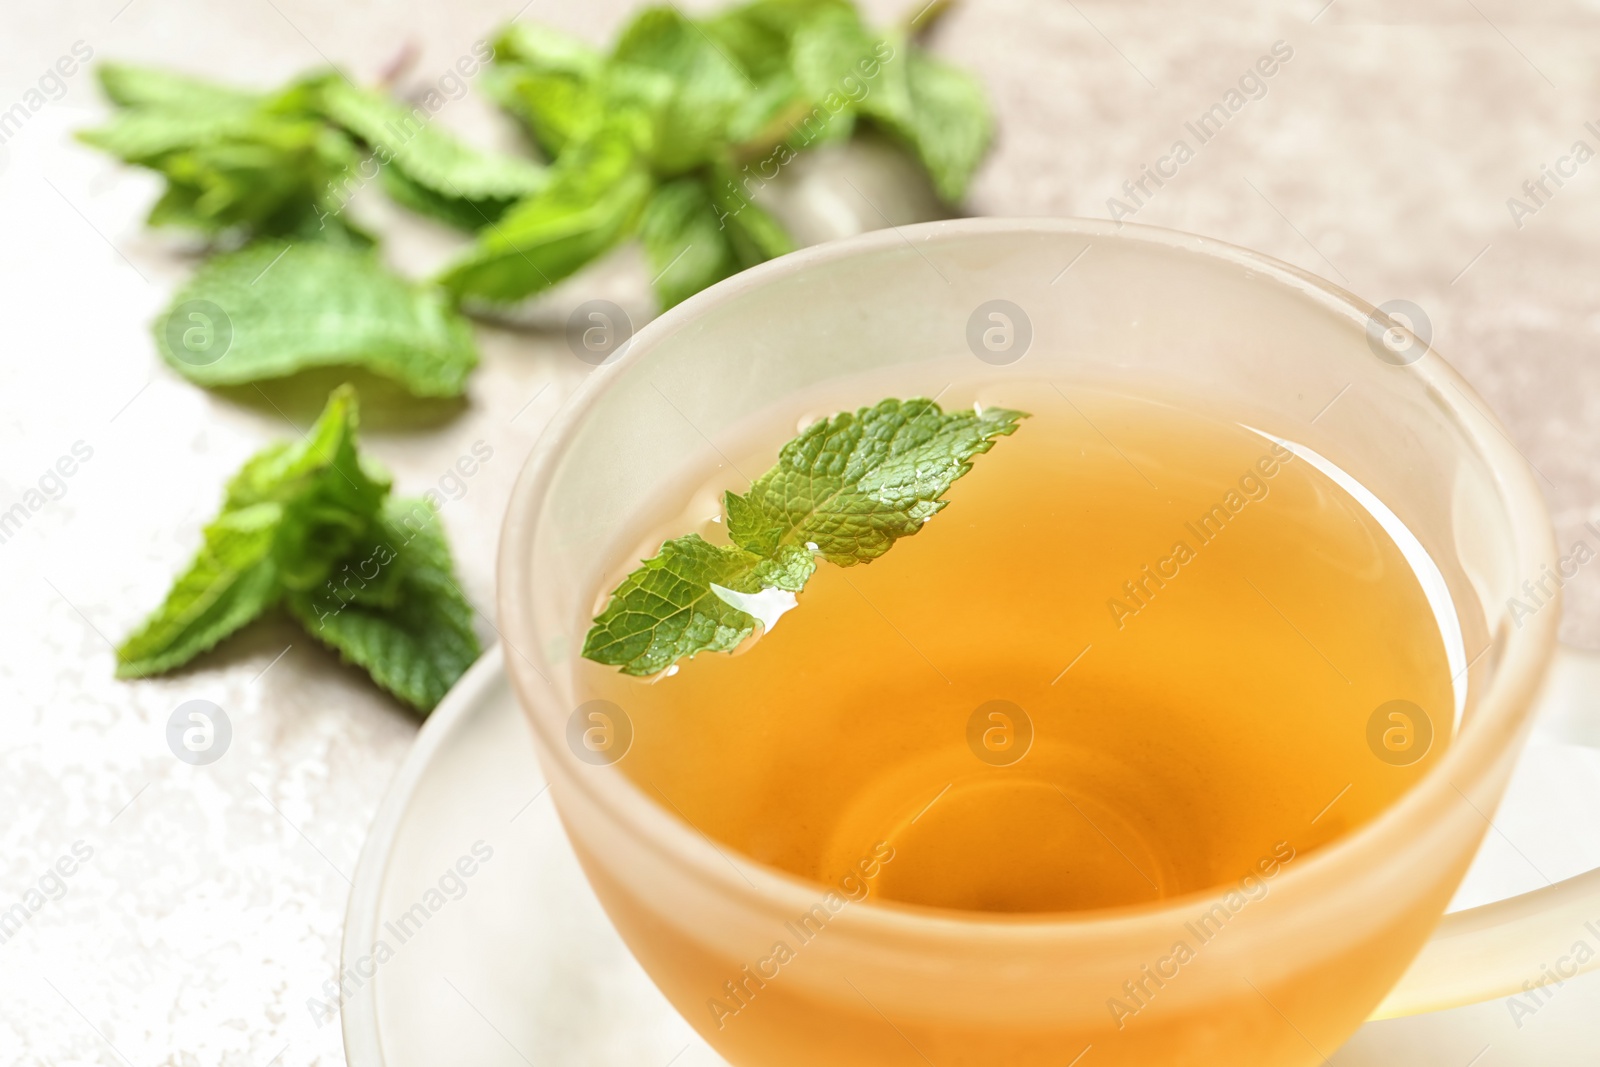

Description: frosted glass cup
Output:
[498,219,1581,1065]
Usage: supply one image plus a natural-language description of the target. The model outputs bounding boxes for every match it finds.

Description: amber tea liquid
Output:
[577,381,1454,915]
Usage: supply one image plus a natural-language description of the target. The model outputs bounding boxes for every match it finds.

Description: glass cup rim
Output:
[497,215,1561,942]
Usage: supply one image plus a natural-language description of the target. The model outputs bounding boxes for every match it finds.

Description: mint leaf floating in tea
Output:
[581,536,816,679]
[583,398,1026,676]
[155,240,479,397]
[117,386,481,712]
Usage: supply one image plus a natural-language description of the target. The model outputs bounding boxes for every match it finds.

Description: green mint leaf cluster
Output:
[583,398,1025,676]
[86,4,996,710]
[116,385,481,712]
[157,241,478,397]
[79,62,547,243]
[80,65,523,397]
[80,4,994,400]
[78,65,368,244]
[449,2,993,308]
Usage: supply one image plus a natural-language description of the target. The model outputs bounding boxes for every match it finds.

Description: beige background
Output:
[1,0,1597,1064]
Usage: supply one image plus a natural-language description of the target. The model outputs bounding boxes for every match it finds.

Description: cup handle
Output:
[1372,642,1600,1019]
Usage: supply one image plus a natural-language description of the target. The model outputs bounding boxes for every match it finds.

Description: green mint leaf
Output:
[135,163,374,249]
[223,385,390,590]
[639,171,793,309]
[435,122,652,303]
[710,163,794,262]
[787,4,877,100]
[223,392,384,515]
[486,23,605,158]
[313,79,546,227]
[375,166,511,232]
[583,398,1024,675]
[482,64,604,160]
[95,62,263,110]
[494,22,606,78]
[721,70,806,146]
[115,505,283,678]
[77,103,293,169]
[736,4,875,151]
[286,496,481,712]
[638,177,725,308]
[728,398,1025,565]
[156,240,478,397]
[704,0,860,144]
[606,7,752,175]
[581,535,816,677]
[116,385,385,677]
[897,50,993,202]
[702,0,855,76]
[860,43,993,202]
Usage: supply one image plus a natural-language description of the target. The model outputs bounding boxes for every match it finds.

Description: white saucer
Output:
[341,646,1600,1066]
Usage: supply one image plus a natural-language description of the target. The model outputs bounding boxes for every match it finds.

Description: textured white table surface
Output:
[2,1,1598,1065]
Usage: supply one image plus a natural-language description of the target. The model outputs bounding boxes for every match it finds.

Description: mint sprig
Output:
[582,398,1025,676]
[78,66,368,244]
[116,385,481,712]
[79,63,522,397]
[447,2,994,309]
[77,63,548,245]
[79,3,996,399]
